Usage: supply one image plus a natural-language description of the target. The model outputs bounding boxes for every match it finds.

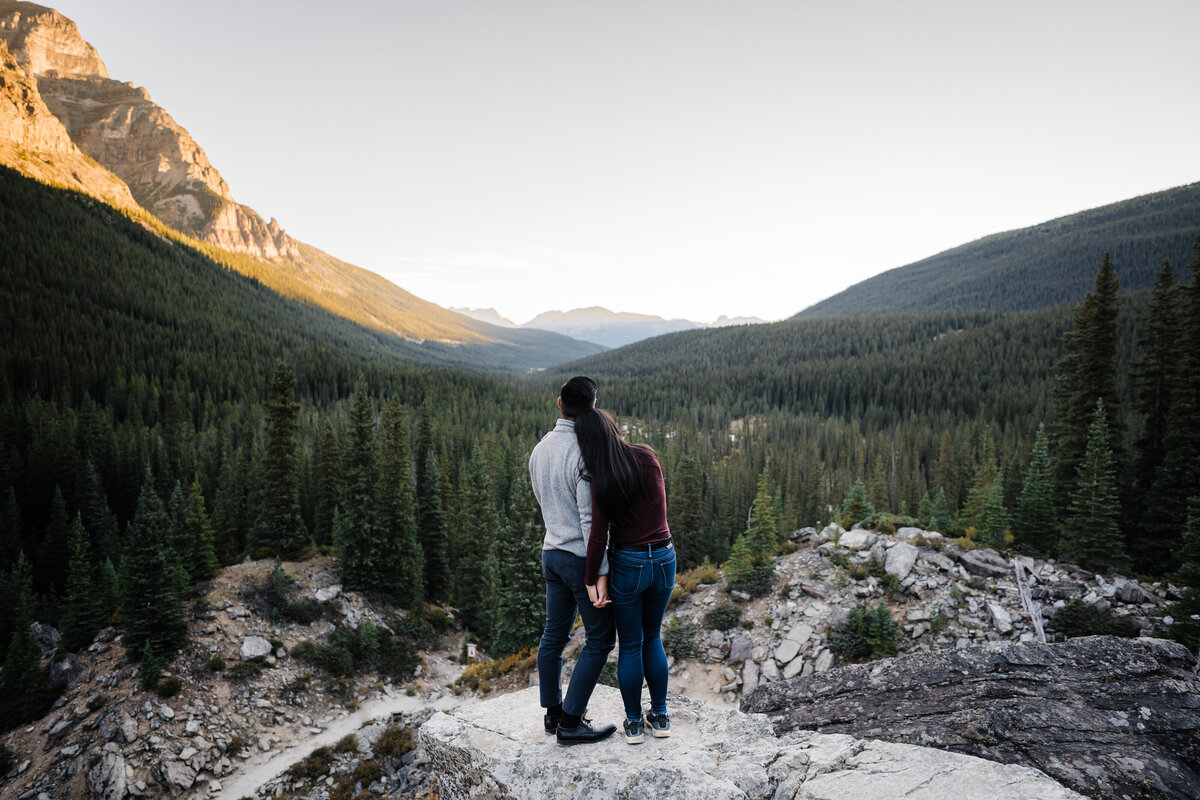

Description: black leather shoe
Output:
[556,718,616,745]
[543,709,562,734]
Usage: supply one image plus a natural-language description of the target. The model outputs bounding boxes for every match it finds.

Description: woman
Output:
[578,407,676,745]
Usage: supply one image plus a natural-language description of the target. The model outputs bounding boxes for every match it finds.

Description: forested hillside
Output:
[796,181,1200,318]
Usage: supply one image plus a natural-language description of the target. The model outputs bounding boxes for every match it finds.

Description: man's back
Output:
[529,418,591,558]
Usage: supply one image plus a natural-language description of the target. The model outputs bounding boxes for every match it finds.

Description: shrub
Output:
[780,541,797,554]
[334,734,358,753]
[292,638,354,677]
[354,759,383,784]
[156,677,182,698]
[727,565,774,598]
[684,560,720,586]
[705,603,742,631]
[372,724,415,758]
[663,618,698,660]
[453,648,536,692]
[828,604,898,661]
[225,662,262,682]
[1048,600,1141,639]
[0,742,14,775]
[288,746,334,780]
[226,735,248,755]
[206,655,226,672]
[867,562,905,599]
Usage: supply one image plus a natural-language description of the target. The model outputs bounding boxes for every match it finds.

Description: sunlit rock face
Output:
[0,0,299,259]
[419,685,1084,800]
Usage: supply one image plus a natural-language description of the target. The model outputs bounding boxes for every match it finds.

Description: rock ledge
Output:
[420,685,1082,799]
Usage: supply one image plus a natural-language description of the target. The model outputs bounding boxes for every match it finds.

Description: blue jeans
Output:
[608,542,676,721]
[537,548,615,716]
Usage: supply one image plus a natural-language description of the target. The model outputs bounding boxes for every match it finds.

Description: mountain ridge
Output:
[795,181,1200,318]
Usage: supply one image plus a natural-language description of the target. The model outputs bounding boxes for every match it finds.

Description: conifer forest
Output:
[1,165,1199,732]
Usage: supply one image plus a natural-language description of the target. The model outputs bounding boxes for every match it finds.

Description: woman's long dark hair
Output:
[575,408,651,524]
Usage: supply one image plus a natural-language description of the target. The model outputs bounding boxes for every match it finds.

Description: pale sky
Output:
[65,1,1200,324]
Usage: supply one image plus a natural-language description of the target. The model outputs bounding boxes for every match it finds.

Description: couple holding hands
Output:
[529,376,677,746]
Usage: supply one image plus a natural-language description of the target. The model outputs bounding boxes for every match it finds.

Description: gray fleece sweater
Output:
[528,419,609,576]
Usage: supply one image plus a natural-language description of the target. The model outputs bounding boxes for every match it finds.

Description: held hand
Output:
[593,575,611,608]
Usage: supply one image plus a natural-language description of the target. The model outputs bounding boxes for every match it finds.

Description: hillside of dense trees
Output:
[795,181,1200,318]
[2,164,1197,731]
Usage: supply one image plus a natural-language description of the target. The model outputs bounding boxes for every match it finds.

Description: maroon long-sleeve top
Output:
[585,448,671,585]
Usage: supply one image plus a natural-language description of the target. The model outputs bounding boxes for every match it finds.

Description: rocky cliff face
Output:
[0,40,136,207]
[0,1,107,79]
[419,685,1085,800]
[0,0,297,259]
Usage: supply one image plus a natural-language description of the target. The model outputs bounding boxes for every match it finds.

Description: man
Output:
[529,376,616,745]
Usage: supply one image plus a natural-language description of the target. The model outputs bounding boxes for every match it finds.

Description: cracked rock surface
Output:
[743,635,1200,800]
[419,685,1083,799]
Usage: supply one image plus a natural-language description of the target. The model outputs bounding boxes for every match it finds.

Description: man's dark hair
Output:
[560,376,597,418]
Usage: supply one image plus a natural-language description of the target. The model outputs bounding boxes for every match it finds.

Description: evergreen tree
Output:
[454,443,500,645]
[0,486,20,571]
[138,641,162,691]
[97,557,119,625]
[35,486,70,595]
[1053,255,1122,504]
[840,479,874,526]
[1151,238,1200,576]
[336,377,382,593]
[722,532,755,589]
[670,454,705,569]
[1060,400,1127,572]
[978,471,1010,548]
[746,472,781,562]
[312,424,341,547]
[182,477,220,581]
[379,398,423,607]
[916,492,933,527]
[119,471,187,660]
[418,450,451,603]
[1014,424,1056,553]
[79,461,118,566]
[0,552,51,728]
[1165,496,1200,651]
[491,475,546,657]
[163,481,191,598]
[60,514,104,651]
[250,363,307,558]
[960,428,998,530]
[929,488,952,533]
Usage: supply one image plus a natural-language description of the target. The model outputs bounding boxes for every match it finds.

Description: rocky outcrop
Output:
[0,40,136,206]
[0,1,107,78]
[665,523,1175,707]
[742,636,1200,800]
[35,73,298,258]
[0,0,297,260]
[420,685,1084,799]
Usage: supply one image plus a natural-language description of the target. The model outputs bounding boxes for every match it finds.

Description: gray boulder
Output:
[838,530,877,550]
[742,636,1200,800]
[240,636,273,662]
[420,685,1082,799]
[884,542,919,579]
[31,622,61,658]
[86,749,126,800]
[956,548,1011,578]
